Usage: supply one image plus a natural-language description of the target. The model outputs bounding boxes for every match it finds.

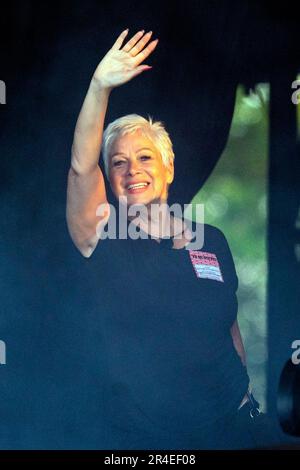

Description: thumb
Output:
[131,64,153,78]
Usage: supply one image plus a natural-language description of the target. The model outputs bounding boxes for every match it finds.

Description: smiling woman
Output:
[65,29,275,450]
[105,119,174,209]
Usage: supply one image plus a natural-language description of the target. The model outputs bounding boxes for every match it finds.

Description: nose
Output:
[127,159,141,176]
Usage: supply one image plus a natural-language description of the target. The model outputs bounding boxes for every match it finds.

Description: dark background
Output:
[0,0,299,448]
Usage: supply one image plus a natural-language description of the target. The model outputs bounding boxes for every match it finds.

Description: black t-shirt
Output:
[81,218,250,437]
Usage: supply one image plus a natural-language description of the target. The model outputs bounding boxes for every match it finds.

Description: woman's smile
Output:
[126,181,151,194]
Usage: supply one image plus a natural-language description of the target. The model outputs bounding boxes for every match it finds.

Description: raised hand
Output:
[92,29,159,90]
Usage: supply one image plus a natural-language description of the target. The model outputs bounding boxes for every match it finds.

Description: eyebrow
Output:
[111,148,155,158]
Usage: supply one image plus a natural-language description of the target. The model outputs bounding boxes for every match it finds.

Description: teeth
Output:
[127,183,148,190]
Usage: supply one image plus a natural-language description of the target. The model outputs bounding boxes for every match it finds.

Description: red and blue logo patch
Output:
[188,250,224,282]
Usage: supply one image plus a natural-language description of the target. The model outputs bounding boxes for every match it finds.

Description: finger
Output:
[128,64,153,79]
[128,31,153,57]
[133,39,159,65]
[111,29,129,50]
[122,30,145,53]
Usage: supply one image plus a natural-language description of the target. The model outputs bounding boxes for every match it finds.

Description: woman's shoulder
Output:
[201,223,234,257]
[203,222,227,239]
[186,220,229,250]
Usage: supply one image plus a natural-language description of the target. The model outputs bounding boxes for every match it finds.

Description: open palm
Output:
[93,29,158,90]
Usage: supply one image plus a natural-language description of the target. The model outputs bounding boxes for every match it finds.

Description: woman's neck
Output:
[127,201,193,246]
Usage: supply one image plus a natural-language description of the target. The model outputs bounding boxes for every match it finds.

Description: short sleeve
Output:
[211,226,239,294]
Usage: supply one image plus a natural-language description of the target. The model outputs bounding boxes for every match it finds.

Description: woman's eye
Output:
[140,155,151,161]
[113,160,125,167]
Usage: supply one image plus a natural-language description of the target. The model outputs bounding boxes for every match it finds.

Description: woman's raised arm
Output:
[66,29,158,257]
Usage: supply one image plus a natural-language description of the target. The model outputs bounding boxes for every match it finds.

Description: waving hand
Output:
[93,29,159,90]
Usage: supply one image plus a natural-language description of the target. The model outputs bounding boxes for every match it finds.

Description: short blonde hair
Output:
[101,114,175,177]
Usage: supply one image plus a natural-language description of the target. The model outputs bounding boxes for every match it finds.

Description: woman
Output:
[66,29,260,449]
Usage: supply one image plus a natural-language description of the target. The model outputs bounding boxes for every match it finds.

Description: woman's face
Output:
[108,130,174,207]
